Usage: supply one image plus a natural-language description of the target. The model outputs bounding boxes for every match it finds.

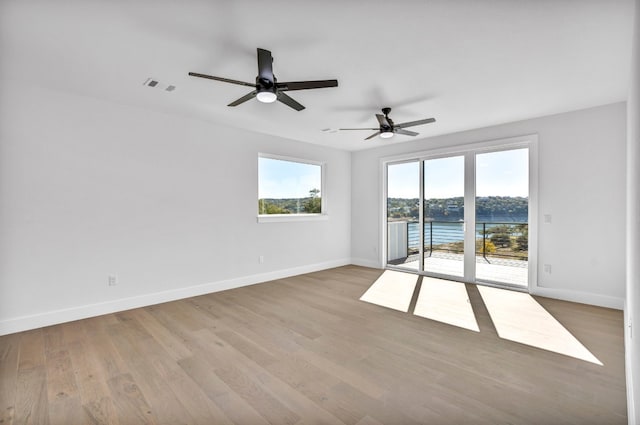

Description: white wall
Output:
[352,102,627,308]
[0,83,352,334]
[626,1,639,423]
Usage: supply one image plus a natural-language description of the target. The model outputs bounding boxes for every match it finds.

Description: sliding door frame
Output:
[381,134,539,290]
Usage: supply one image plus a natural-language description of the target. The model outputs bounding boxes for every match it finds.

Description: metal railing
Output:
[407,221,528,261]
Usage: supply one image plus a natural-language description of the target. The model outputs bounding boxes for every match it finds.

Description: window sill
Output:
[257,214,329,223]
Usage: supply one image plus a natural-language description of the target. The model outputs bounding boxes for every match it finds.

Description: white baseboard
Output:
[0,258,351,336]
[350,257,382,269]
[530,285,624,310]
[3,259,624,336]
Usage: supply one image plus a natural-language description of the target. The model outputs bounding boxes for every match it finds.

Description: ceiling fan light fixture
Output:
[380,131,394,139]
[256,90,277,103]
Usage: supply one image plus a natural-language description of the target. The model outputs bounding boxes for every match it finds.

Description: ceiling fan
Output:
[188,48,338,111]
[339,107,436,140]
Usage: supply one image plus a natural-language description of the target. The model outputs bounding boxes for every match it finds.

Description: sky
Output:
[388,148,529,199]
[259,157,321,199]
[259,148,528,200]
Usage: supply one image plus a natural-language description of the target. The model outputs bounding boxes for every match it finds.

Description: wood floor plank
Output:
[109,318,235,425]
[214,329,280,368]
[17,330,45,371]
[47,394,89,425]
[265,355,363,425]
[14,366,49,425]
[44,349,78,402]
[215,365,300,425]
[177,355,270,425]
[81,321,130,382]
[0,266,627,424]
[61,320,87,346]
[81,397,119,425]
[125,309,193,361]
[42,326,65,355]
[157,365,236,425]
[188,296,303,354]
[185,327,349,425]
[107,373,156,425]
[12,329,49,425]
[354,415,385,425]
[66,340,119,425]
[0,332,20,425]
[106,322,196,425]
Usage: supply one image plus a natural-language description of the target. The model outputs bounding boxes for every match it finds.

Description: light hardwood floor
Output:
[0,266,627,424]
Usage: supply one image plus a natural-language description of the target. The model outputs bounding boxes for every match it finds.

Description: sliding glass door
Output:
[385,144,532,289]
[423,156,465,278]
[475,148,529,287]
[386,161,420,271]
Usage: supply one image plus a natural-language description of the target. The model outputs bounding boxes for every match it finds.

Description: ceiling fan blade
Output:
[188,72,255,88]
[394,129,419,137]
[338,128,378,131]
[257,48,274,81]
[395,117,436,129]
[277,92,305,111]
[277,80,338,91]
[365,131,381,140]
[375,114,390,128]
[227,91,257,107]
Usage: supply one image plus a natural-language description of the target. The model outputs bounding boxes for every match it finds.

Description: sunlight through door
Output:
[359,270,418,312]
[478,285,602,364]
[413,277,479,332]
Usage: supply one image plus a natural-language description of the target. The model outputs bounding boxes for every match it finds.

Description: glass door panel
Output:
[386,161,420,271]
[423,156,465,278]
[475,148,529,287]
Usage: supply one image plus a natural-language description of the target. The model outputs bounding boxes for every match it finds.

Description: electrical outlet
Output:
[259,255,264,264]
[543,264,552,274]
[108,275,118,286]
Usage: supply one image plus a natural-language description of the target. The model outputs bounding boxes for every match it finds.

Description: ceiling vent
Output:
[143,78,176,92]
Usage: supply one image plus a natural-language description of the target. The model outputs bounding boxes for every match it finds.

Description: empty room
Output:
[1,0,639,424]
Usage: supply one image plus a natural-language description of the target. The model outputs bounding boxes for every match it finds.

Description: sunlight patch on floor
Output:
[413,277,479,332]
[478,285,602,365]
[359,270,418,312]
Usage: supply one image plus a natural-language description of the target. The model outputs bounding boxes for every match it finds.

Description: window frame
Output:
[257,153,328,223]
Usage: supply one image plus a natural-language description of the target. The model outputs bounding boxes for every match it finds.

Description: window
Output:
[258,154,326,222]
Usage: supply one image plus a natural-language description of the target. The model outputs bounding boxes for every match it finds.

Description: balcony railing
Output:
[403,220,528,262]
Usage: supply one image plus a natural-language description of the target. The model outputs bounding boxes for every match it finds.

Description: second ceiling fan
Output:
[340,107,436,140]
[189,48,338,111]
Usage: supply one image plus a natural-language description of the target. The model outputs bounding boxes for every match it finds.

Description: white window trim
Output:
[257,214,329,223]
[257,153,328,223]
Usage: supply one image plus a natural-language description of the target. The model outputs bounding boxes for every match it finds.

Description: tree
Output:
[303,188,321,213]
[258,199,290,214]
[514,223,528,251]
[486,224,513,248]
[476,239,497,254]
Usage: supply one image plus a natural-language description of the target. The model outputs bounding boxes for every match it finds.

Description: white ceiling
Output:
[0,0,633,151]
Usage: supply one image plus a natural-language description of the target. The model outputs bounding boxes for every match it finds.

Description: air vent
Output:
[143,78,176,92]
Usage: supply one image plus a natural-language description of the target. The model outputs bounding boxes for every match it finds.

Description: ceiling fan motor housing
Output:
[257,75,275,89]
[256,75,277,103]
